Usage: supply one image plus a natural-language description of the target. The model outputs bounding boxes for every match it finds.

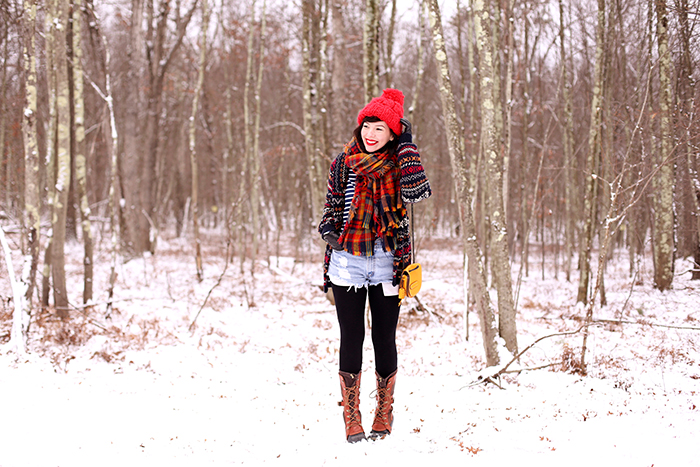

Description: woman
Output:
[318,88,431,443]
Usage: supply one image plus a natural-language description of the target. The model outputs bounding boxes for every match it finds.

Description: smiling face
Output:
[360,120,394,153]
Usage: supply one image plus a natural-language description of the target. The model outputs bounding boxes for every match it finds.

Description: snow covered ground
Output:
[1,230,698,466]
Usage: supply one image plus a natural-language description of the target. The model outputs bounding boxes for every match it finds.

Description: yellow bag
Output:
[398,263,422,300]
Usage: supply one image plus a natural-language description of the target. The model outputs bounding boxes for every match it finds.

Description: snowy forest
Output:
[1,0,699,464]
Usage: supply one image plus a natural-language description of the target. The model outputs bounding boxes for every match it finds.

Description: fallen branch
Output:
[467,324,589,388]
[189,237,232,332]
[593,318,700,332]
[536,316,700,332]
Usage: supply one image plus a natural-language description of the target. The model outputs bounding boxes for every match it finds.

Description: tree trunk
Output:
[674,0,699,280]
[0,32,9,210]
[20,0,40,351]
[251,0,267,275]
[408,0,427,141]
[72,0,94,304]
[52,0,72,318]
[316,0,330,159]
[577,0,606,304]
[428,0,500,367]
[42,0,58,309]
[330,1,346,148]
[652,0,674,291]
[123,0,199,255]
[121,0,148,255]
[560,0,575,282]
[475,0,517,354]
[363,0,379,102]
[384,0,397,89]
[190,0,209,281]
[221,0,234,220]
[301,0,324,219]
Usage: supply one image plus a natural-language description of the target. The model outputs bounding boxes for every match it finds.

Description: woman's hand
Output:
[322,231,344,250]
[400,118,412,136]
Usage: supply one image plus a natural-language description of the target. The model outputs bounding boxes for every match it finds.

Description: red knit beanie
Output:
[357,88,405,136]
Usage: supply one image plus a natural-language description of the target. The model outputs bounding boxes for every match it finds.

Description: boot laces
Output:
[344,386,362,427]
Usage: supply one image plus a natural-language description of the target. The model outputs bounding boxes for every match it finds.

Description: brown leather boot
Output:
[339,371,366,443]
[370,369,397,440]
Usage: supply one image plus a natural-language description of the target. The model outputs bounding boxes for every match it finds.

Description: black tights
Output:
[331,283,400,379]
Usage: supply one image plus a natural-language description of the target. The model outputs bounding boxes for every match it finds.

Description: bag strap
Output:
[409,204,415,264]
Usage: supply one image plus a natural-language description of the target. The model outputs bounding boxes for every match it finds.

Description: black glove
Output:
[400,118,412,136]
[322,231,343,251]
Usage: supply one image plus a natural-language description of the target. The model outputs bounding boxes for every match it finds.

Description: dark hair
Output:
[353,116,400,154]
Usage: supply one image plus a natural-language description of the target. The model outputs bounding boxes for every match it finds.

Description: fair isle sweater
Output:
[318,133,432,291]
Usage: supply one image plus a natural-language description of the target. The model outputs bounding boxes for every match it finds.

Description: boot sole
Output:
[347,433,366,443]
[368,429,390,440]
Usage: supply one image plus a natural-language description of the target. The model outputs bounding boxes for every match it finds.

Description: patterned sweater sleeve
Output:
[396,133,432,204]
[318,153,346,236]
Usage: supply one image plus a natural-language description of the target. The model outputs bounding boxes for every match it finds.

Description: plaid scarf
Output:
[338,138,405,256]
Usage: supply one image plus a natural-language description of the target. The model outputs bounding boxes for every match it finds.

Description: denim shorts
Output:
[328,239,399,296]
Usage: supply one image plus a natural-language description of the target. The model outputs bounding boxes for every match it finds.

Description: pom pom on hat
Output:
[357,88,405,136]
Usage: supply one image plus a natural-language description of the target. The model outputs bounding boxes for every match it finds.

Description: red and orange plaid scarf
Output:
[338,138,405,256]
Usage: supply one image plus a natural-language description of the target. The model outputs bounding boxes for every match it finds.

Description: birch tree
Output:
[474,0,517,354]
[363,0,379,103]
[189,0,209,281]
[383,0,397,89]
[428,0,500,367]
[72,0,93,304]
[251,0,267,273]
[652,0,674,291]
[41,0,58,308]
[19,0,40,350]
[577,0,606,304]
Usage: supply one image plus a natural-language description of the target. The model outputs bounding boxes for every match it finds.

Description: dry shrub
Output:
[594,354,627,371]
[0,297,14,344]
[559,343,584,374]
[34,309,98,347]
[652,344,695,366]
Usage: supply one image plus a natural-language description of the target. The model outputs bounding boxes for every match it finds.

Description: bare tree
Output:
[72,0,94,304]
[19,0,40,351]
[190,0,210,281]
[559,0,575,282]
[251,0,268,274]
[330,0,347,148]
[383,0,397,89]
[652,0,674,291]
[428,0,500,367]
[122,0,199,255]
[363,0,379,102]
[302,0,325,219]
[674,0,699,279]
[41,0,58,309]
[476,0,517,354]
[577,0,606,304]
[52,0,72,318]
